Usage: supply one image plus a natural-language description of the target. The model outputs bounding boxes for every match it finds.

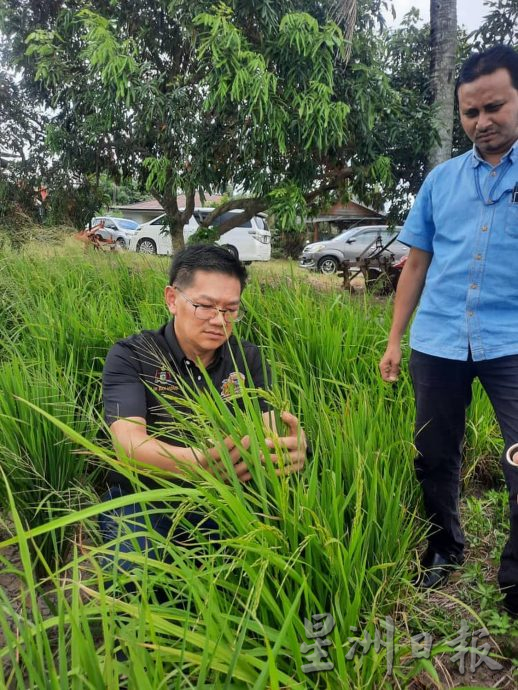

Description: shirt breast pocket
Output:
[506,201,518,238]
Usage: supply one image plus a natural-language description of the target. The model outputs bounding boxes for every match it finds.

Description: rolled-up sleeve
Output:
[398,172,436,253]
[102,343,147,425]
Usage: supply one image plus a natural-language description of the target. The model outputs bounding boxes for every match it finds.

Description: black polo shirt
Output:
[102,321,270,489]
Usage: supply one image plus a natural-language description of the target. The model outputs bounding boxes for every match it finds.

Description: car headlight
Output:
[304,243,326,254]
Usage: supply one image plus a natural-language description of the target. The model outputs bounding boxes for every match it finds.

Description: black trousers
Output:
[409,350,518,595]
[98,487,220,602]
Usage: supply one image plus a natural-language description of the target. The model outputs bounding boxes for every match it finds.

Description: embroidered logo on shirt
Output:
[153,368,179,393]
[220,371,246,399]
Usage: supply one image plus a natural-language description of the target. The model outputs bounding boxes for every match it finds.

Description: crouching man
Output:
[99,244,307,592]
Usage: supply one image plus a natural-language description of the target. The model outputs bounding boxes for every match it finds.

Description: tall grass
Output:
[0,353,99,570]
[0,246,501,687]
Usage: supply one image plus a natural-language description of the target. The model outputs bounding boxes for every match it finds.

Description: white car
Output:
[86,216,140,248]
[128,208,271,262]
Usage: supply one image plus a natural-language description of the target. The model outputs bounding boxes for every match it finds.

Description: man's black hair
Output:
[456,45,518,96]
[168,243,248,291]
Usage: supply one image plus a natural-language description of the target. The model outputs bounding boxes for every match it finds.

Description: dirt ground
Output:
[405,493,518,689]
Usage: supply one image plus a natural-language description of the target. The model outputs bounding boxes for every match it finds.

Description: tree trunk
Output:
[157,187,196,250]
[427,0,457,172]
[329,0,357,61]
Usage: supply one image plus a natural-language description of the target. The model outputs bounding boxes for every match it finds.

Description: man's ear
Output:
[164,285,177,315]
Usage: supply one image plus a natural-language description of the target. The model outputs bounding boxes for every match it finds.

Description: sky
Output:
[388,0,490,32]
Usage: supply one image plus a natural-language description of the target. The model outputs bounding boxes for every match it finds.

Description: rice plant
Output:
[0,246,504,687]
[0,352,99,571]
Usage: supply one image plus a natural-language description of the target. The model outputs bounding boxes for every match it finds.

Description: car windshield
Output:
[117,219,139,230]
[329,229,357,243]
[331,227,399,242]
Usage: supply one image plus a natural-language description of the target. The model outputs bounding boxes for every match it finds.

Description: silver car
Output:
[299,225,406,275]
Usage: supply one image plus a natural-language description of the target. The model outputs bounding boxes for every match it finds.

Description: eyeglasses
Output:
[174,286,243,323]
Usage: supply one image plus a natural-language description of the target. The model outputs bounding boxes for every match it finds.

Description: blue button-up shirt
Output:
[398,141,518,361]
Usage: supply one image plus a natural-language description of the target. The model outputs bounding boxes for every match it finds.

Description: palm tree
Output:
[329,0,357,59]
[427,0,458,170]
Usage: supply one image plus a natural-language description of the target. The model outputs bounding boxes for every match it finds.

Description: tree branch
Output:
[199,167,355,235]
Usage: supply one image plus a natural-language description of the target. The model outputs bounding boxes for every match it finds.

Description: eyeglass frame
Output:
[173,285,244,323]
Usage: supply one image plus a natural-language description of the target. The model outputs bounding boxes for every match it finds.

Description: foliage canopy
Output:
[3,1,514,240]
[2,0,417,243]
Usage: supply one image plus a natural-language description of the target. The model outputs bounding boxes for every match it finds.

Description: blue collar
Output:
[470,139,518,168]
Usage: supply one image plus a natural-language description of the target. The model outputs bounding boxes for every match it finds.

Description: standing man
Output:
[379,46,518,614]
[101,244,306,578]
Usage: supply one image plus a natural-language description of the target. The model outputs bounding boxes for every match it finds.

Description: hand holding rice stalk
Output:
[158,380,307,485]
[199,413,306,485]
[198,432,253,483]
[263,410,307,476]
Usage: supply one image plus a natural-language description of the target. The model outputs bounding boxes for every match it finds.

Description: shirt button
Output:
[471,283,478,289]
[490,170,497,177]
[468,311,474,317]
[474,254,482,260]
[197,376,202,381]
[481,225,488,232]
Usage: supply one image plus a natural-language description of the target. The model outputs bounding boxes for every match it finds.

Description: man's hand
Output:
[199,434,253,483]
[378,247,432,383]
[198,411,308,482]
[379,342,402,382]
[263,411,306,476]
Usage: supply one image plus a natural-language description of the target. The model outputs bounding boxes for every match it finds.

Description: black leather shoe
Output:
[414,552,457,590]
[501,588,518,619]
[502,597,518,619]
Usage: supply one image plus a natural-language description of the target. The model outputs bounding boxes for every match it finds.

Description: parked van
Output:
[128,208,271,262]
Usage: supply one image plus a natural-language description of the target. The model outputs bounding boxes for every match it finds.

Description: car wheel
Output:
[137,238,157,254]
[115,237,126,249]
[222,244,239,260]
[318,256,339,275]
